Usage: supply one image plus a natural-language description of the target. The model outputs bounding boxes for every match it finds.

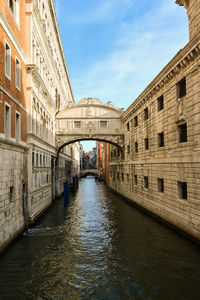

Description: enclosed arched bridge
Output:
[55,98,124,151]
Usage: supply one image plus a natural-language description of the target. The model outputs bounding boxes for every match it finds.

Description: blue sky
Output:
[54,0,188,151]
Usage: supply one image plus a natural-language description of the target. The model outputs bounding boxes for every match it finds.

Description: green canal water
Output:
[0,177,200,300]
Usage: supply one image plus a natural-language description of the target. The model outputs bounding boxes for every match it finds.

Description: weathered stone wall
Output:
[0,143,27,251]
[108,29,200,241]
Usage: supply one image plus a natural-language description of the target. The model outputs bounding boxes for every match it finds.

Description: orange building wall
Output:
[0,0,27,142]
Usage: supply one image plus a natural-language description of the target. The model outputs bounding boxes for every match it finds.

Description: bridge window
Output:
[157,178,164,193]
[74,121,81,128]
[157,95,164,111]
[177,181,187,200]
[177,77,186,98]
[100,121,107,128]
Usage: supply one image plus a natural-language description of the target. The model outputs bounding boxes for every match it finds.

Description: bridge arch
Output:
[55,98,124,153]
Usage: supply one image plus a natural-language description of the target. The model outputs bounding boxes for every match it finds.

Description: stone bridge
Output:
[79,169,101,177]
[55,98,124,152]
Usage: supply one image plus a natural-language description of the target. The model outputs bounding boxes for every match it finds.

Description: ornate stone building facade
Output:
[108,0,200,241]
[0,0,28,251]
[0,0,80,252]
[25,0,80,222]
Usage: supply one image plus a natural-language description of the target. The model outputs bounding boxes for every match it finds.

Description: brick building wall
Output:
[0,0,27,252]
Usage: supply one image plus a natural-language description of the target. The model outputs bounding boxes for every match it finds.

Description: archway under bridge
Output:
[55,98,124,153]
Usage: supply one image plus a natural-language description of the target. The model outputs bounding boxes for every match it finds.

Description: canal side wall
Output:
[0,144,27,252]
[108,3,200,241]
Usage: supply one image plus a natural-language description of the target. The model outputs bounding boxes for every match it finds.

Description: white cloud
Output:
[72,0,188,109]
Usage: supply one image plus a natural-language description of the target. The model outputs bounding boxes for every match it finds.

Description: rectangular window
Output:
[5,41,11,80]
[158,132,164,147]
[134,116,138,127]
[127,174,129,182]
[127,145,130,154]
[36,153,38,167]
[134,175,137,185]
[117,173,120,180]
[100,121,107,128]
[177,181,187,200]
[157,178,164,193]
[10,186,14,202]
[126,122,130,131]
[32,151,34,168]
[5,103,11,138]
[177,77,186,98]
[15,57,21,90]
[122,173,124,181]
[144,176,149,189]
[144,107,148,120]
[178,123,187,143]
[74,121,81,128]
[157,95,164,111]
[135,142,138,153]
[15,112,21,142]
[144,137,149,150]
[8,0,14,13]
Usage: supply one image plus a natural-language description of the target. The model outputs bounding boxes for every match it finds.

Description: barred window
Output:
[100,121,107,128]
[74,121,81,128]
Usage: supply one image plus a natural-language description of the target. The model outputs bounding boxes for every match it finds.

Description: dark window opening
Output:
[144,176,149,189]
[127,174,129,182]
[127,145,130,154]
[177,77,186,98]
[135,142,138,153]
[178,181,187,200]
[127,122,130,131]
[157,95,164,111]
[134,175,137,185]
[144,138,149,150]
[158,132,164,147]
[157,178,164,193]
[10,186,14,202]
[134,116,138,127]
[122,173,124,181]
[144,108,148,120]
[178,123,187,143]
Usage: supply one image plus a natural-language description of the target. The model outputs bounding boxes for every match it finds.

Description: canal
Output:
[0,177,200,300]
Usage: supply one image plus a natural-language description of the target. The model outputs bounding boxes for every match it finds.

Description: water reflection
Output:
[0,176,200,300]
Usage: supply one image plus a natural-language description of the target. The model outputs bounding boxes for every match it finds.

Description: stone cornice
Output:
[176,0,189,9]
[122,34,200,122]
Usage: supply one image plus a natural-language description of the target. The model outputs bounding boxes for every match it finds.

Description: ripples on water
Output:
[0,176,200,300]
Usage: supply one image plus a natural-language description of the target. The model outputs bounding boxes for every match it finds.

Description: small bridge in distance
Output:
[79,169,101,177]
